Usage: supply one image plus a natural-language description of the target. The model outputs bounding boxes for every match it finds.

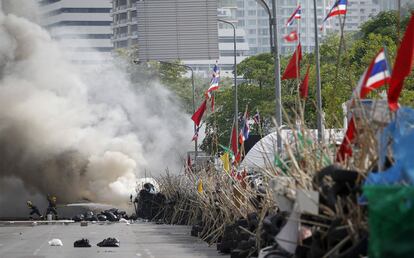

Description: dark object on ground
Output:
[97,238,120,247]
[191,224,202,237]
[72,214,84,222]
[97,214,107,221]
[84,211,94,221]
[103,211,118,222]
[261,212,288,245]
[134,187,166,220]
[74,238,91,248]
[313,165,359,211]
[217,219,252,254]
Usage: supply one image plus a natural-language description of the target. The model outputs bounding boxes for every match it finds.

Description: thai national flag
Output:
[354,48,391,99]
[323,0,347,22]
[286,5,302,26]
[206,64,220,98]
[212,63,220,78]
[191,125,201,141]
[239,115,250,144]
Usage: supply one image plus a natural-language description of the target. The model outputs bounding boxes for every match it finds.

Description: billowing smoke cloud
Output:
[0,1,192,214]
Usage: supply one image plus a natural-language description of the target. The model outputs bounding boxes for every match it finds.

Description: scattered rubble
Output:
[97,238,120,247]
[73,238,91,248]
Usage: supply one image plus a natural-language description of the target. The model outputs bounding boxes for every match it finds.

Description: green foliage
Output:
[237,53,274,88]
[358,11,408,43]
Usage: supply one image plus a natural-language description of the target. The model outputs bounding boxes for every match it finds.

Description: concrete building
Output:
[236,0,381,55]
[183,28,250,77]
[375,0,412,11]
[111,0,250,77]
[236,0,331,55]
[329,0,381,32]
[111,0,139,49]
[38,0,113,64]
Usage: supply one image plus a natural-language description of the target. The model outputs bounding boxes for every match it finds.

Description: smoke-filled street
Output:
[2,0,414,257]
[0,222,225,258]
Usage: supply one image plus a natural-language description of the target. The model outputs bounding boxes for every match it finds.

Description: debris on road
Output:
[48,239,63,246]
[73,238,91,248]
[97,237,120,247]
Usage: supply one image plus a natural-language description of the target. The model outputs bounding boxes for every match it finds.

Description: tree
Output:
[237,53,274,89]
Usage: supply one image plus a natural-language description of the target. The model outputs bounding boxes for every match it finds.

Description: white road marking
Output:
[144,248,155,258]
[33,225,56,255]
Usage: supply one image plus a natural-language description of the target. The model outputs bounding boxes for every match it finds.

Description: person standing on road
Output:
[46,195,58,218]
[27,201,43,220]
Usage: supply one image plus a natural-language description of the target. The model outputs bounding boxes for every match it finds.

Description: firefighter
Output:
[46,195,58,218]
[27,201,43,219]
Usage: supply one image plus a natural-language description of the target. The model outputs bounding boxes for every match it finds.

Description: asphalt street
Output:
[0,221,228,258]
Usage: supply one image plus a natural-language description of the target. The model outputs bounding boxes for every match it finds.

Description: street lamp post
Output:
[255,0,282,154]
[312,0,324,142]
[255,0,273,51]
[157,61,197,156]
[217,19,238,136]
[271,0,283,154]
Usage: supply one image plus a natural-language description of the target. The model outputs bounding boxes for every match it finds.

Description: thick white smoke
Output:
[0,1,192,214]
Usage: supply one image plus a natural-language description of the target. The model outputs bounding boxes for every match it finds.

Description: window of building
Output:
[45,8,111,17]
[248,19,256,25]
[47,21,112,27]
[55,34,112,39]
[248,10,256,16]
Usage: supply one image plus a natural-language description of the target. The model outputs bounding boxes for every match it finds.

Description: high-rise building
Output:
[183,4,250,77]
[375,0,412,11]
[236,0,330,55]
[329,0,380,32]
[111,0,138,49]
[38,0,113,64]
[111,0,250,77]
[237,0,381,56]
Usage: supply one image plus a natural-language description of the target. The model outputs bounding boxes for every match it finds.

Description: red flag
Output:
[388,13,414,111]
[191,100,207,126]
[300,65,310,99]
[284,30,298,42]
[231,122,238,156]
[282,43,302,80]
[234,151,242,165]
[336,117,356,162]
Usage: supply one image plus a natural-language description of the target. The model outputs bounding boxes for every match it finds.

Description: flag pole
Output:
[313,0,324,142]
[271,0,283,154]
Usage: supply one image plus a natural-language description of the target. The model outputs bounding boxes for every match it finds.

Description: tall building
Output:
[375,0,412,11]
[183,4,250,77]
[38,0,113,64]
[237,0,381,56]
[236,0,330,55]
[111,0,138,49]
[329,0,380,32]
[111,0,250,77]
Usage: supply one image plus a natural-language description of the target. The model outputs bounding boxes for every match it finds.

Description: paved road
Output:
[0,221,227,258]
